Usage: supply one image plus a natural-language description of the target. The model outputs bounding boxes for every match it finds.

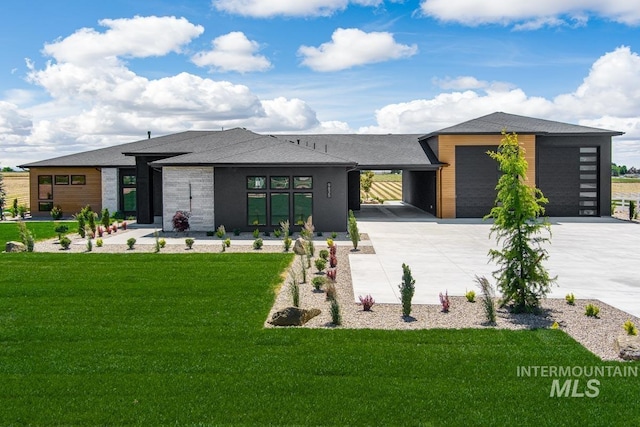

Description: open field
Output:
[1,253,638,425]
[1,172,29,208]
[612,182,640,196]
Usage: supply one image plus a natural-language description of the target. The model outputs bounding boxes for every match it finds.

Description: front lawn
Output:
[0,253,637,425]
[0,221,78,248]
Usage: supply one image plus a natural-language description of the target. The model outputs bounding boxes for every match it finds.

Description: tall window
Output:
[270,193,289,226]
[293,192,313,225]
[247,193,267,225]
[38,175,53,211]
[121,173,137,213]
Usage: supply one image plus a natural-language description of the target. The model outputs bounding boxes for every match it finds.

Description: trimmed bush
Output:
[399,263,415,317]
[314,258,327,272]
[312,276,325,291]
[126,238,136,250]
[253,238,263,250]
[465,290,476,303]
[185,238,195,249]
[172,211,190,232]
[59,236,71,250]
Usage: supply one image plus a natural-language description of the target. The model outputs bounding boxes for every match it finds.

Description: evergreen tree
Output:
[485,131,556,312]
[0,172,5,220]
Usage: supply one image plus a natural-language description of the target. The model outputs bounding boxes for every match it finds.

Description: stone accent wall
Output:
[101,168,118,214]
[162,167,214,231]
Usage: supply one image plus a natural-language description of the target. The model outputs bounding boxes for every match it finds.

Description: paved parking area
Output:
[350,204,640,317]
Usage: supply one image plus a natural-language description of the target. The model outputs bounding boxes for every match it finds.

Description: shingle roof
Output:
[420,112,624,139]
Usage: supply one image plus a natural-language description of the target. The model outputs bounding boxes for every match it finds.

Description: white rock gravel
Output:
[33,229,638,361]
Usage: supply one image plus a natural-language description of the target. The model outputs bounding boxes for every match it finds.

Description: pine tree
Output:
[485,131,556,312]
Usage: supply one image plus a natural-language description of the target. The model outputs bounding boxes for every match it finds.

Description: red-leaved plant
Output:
[359,294,375,311]
[329,254,338,268]
[326,268,337,281]
[439,291,450,313]
[172,211,190,232]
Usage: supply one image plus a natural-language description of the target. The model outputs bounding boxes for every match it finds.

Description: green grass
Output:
[1,253,638,426]
[373,173,402,182]
[612,177,640,183]
[0,221,78,248]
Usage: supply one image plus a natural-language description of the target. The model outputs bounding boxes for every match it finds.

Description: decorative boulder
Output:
[615,335,640,360]
[293,238,307,255]
[269,307,321,326]
[5,241,26,253]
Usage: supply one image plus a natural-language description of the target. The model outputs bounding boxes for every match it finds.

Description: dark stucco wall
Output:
[403,170,436,215]
[214,166,349,232]
[536,135,612,217]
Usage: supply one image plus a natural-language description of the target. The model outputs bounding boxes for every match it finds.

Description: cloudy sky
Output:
[1,0,640,168]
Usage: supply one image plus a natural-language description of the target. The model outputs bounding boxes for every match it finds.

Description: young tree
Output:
[0,172,5,220]
[360,170,375,200]
[485,131,556,313]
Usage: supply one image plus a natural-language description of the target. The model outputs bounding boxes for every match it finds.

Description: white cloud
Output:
[0,102,33,151]
[419,0,640,27]
[432,76,489,90]
[191,32,272,73]
[359,46,640,165]
[298,28,417,72]
[42,16,204,65]
[212,0,385,18]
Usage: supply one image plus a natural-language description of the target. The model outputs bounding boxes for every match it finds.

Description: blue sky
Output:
[1,0,640,169]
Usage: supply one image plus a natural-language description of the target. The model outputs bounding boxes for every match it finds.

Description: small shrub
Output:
[325,283,337,301]
[330,299,342,325]
[359,294,375,311]
[172,211,190,232]
[185,238,195,249]
[319,249,329,260]
[96,238,103,247]
[50,205,63,220]
[206,230,215,237]
[476,275,496,325]
[439,291,450,313]
[465,290,476,303]
[273,228,282,238]
[326,268,337,281]
[263,230,270,237]
[316,231,323,237]
[630,200,637,221]
[290,279,300,308]
[121,221,127,230]
[314,258,327,272]
[312,276,325,291]
[86,237,93,252]
[224,238,231,247]
[233,228,241,236]
[159,238,166,248]
[326,238,334,247]
[153,231,161,253]
[126,237,136,250]
[399,263,415,317]
[331,231,338,239]
[17,205,27,218]
[59,236,71,250]
[283,236,292,252]
[253,238,263,250]
[216,225,228,238]
[17,221,35,252]
[101,208,110,228]
[585,303,600,318]
[329,254,338,268]
[253,228,260,238]
[347,209,360,250]
[623,319,638,335]
[54,224,69,240]
[551,321,559,329]
[565,293,575,305]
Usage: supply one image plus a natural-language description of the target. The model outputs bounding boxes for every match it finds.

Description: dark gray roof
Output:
[145,128,357,167]
[420,112,624,139]
[278,134,441,169]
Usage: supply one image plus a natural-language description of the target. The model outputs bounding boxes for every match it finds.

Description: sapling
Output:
[330,299,342,325]
[290,279,300,308]
[399,263,415,317]
[476,275,496,324]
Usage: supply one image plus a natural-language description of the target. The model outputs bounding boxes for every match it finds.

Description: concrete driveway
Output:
[350,203,640,317]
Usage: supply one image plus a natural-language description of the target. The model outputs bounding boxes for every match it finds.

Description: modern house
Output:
[21,112,622,231]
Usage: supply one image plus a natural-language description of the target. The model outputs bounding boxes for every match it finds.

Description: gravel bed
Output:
[266,245,640,361]
[30,231,638,361]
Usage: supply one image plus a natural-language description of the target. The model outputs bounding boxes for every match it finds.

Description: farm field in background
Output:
[1,172,29,207]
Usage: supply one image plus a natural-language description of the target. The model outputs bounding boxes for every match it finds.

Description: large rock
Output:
[293,237,307,255]
[5,241,26,253]
[615,335,640,360]
[269,307,321,326]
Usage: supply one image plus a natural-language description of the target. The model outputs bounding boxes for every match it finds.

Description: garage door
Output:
[537,146,597,216]
[455,146,500,217]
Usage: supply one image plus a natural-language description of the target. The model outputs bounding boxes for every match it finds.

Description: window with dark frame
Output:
[247,176,266,190]
[55,175,69,185]
[71,175,86,185]
[247,192,267,226]
[246,175,314,226]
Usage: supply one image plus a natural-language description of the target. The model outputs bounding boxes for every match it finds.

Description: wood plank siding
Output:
[29,167,102,217]
[436,134,536,218]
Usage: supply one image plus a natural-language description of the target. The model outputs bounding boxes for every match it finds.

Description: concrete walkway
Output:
[350,204,640,317]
